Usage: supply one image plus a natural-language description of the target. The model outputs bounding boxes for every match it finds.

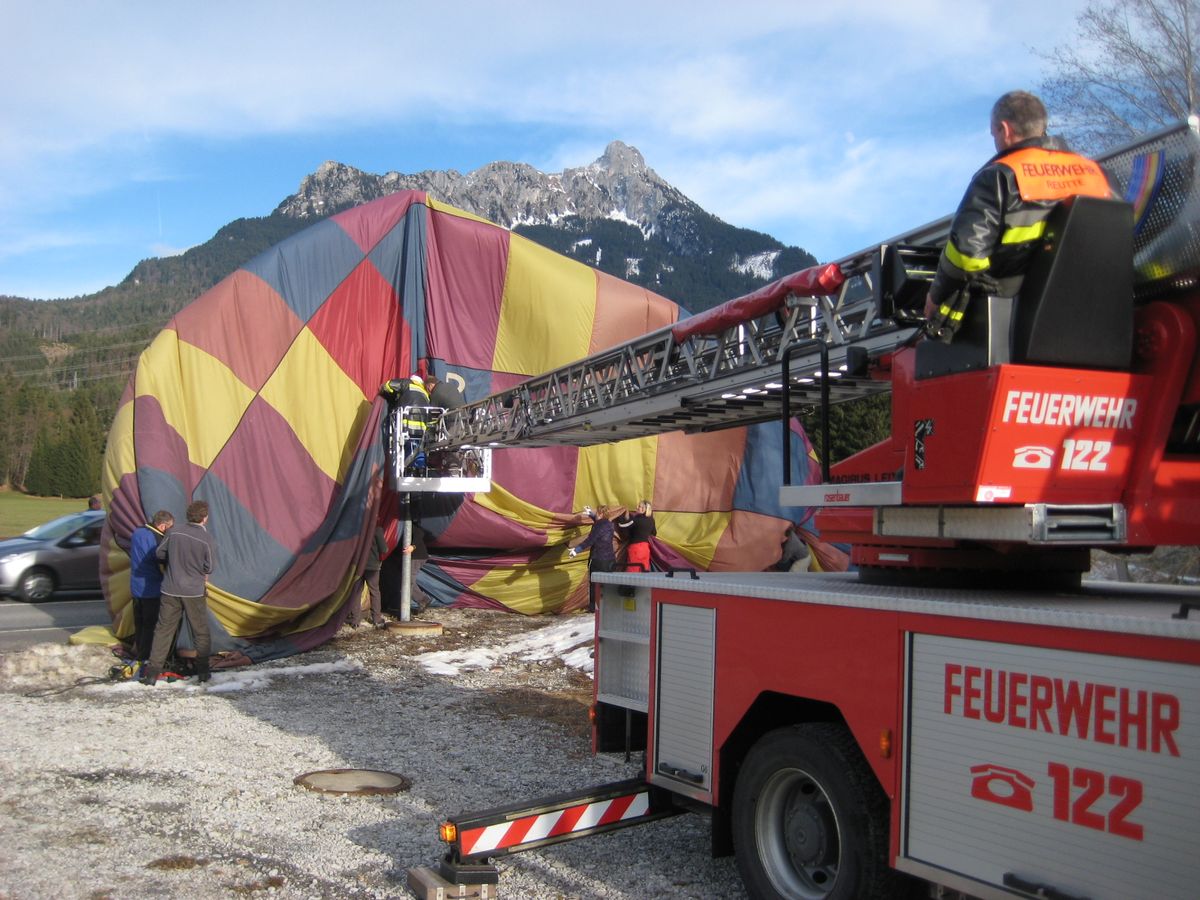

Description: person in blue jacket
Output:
[129,509,174,665]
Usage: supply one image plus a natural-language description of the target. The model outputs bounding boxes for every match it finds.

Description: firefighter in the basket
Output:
[923,90,1111,341]
[381,374,432,475]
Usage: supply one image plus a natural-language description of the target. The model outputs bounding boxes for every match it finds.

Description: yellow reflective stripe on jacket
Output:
[944,240,990,273]
[938,304,965,322]
[1001,219,1047,245]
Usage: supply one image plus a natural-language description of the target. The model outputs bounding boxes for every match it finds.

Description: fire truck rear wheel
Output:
[732,723,899,900]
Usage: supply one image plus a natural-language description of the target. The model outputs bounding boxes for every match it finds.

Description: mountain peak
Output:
[275,142,690,235]
[266,144,816,310]
[597,140,645,171]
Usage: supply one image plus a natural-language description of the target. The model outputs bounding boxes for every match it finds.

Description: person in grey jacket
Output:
[140,500,217,685]
[348,526,388,629]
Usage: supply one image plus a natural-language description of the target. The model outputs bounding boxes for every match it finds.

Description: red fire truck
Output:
[405,122,1200,900]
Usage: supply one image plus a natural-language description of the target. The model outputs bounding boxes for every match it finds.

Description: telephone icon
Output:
[1012,445,1054,469]
[969,763,1035,811]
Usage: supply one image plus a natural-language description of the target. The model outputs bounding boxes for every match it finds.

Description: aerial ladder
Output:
[402,120,1200,584]
[401,121,1200,900]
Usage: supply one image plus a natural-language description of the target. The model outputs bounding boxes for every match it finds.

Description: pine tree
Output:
[67,391,104,493]
[801,394,892,466]
[23,428,60,496]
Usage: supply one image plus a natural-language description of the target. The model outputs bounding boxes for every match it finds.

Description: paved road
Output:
[0,594,108,652]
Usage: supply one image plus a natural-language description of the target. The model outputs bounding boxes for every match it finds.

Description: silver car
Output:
[0,510,105,601]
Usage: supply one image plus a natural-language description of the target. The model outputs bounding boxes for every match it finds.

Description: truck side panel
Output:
[648,588,905,802]
[901,634,1200,900]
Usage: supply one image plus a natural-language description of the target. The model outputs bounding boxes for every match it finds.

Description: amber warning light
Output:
[439,821,457,844]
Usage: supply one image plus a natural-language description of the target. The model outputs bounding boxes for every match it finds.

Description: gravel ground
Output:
[0,608,744,899]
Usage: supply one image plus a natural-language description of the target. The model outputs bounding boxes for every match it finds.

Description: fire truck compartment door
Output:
[902,634,1200,900]
[652,603,715,800]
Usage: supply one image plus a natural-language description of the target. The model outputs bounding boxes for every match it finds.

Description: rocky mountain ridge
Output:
[0,141,816,381]
[279,141,693,241]
[273,141,814,300]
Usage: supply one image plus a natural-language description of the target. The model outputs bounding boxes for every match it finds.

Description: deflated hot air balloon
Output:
[100,191,829,664]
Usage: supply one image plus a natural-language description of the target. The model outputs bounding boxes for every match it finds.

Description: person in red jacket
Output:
[618,500,656,573]
[924,90,1111,339]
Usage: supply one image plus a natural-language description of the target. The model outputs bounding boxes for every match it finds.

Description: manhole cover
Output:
[293,769,412,795]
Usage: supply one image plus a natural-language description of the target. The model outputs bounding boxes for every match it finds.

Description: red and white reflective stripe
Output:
[461,791,650,855]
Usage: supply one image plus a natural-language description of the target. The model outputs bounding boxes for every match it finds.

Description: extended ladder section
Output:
[422,123,1200,461]
[425,218,951,454]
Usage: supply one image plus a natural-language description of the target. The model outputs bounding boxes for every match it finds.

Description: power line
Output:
[0,335,161,364]
[7,352,144,378]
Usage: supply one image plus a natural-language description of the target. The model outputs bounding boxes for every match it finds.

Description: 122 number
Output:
[1061,439,1111,472]
[1046,762,1143,840]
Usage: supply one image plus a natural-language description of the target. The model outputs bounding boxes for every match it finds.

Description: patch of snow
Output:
[416,618,595,678]
[95,659,365,695]
[731,250,781,281]
[595,247,602,266]
[572,238,594,252]
[605,209,653,239]
[510,214,549,229]
[625,258,641,278]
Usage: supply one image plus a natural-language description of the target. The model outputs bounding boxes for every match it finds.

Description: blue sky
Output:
[2,0,1092,301]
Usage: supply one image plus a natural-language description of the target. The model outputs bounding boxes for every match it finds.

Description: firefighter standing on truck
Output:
[924,90,1112,339]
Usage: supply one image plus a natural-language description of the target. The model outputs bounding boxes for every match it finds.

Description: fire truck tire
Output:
[732,723,900,900]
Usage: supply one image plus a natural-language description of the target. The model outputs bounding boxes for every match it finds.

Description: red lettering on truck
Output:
[941,663,1181,756]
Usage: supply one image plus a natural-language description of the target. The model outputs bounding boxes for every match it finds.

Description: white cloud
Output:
[149,242,191,259]
[0,227,95,261]
[642,121,990,260]
[0,0,1095,294]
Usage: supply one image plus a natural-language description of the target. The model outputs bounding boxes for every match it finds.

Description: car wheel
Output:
[17,568,55,602]
[732,723,902,900]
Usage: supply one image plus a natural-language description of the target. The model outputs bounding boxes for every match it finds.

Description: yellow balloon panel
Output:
[139,331,256,470]
[493,234,597,375]
[470,548,588,615]
[573,438,658,513]
[428,196,493,226]
[475,482,572,542]
[656,510,730,570]
[259,327,370,483]
[102,399,136,499]
[205,583,330,636]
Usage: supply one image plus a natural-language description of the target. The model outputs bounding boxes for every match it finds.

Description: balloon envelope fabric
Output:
[100,191,825,663]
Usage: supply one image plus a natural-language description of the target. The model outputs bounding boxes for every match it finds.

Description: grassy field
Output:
[0,493,95,539]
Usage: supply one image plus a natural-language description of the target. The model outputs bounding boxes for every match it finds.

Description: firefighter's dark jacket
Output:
[398,379,431,432]
[928,135,1111,329]
[380,377,431,431]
